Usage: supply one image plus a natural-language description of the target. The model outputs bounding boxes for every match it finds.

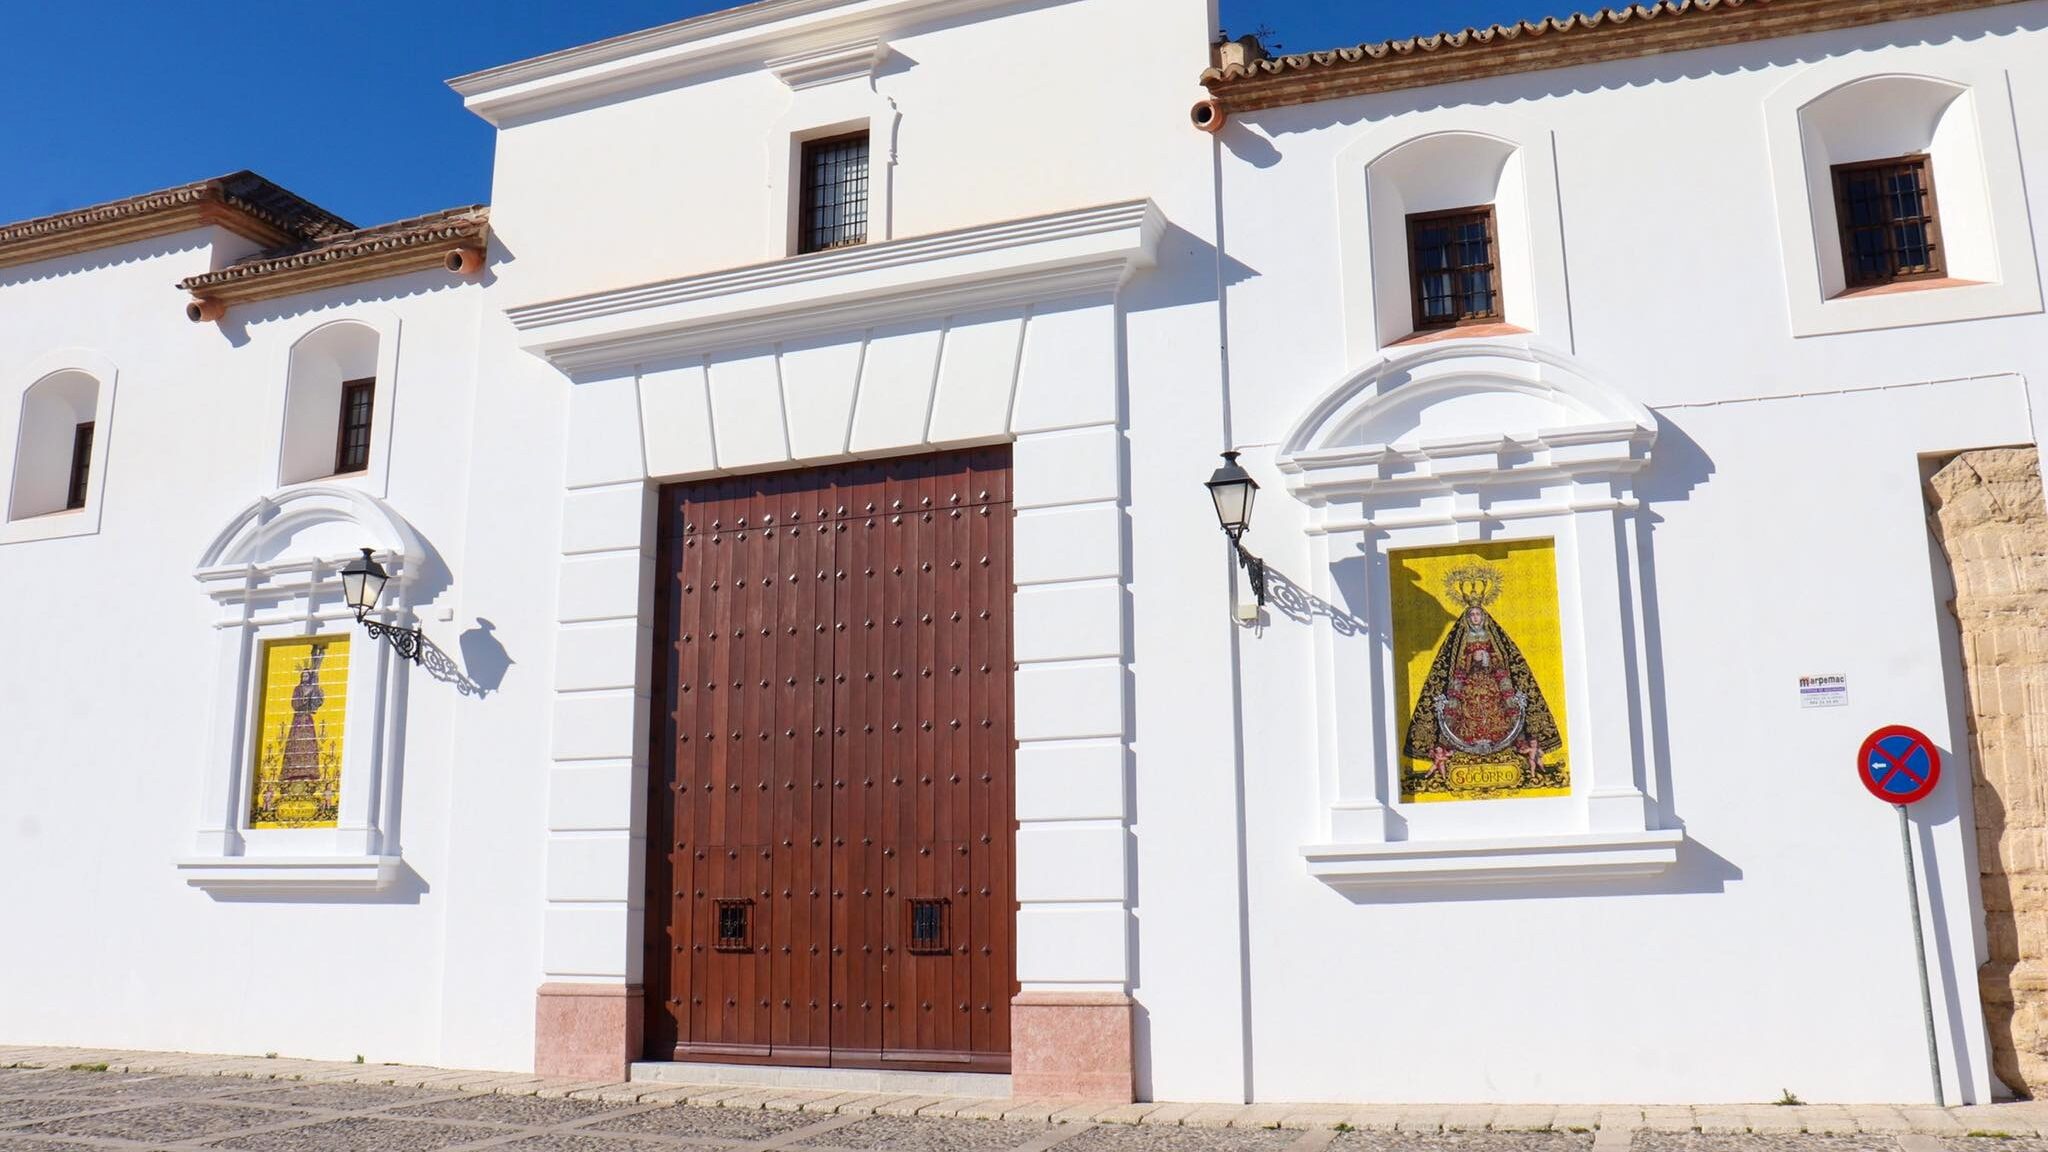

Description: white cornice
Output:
[768,37,887,89]
[1302,829,1683,889]
[450,0,1014,125]
[509,199,1163,375]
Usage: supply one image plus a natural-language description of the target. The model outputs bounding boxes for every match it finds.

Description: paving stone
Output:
[586,1102,820,1141]
[0,1096,127,1123]
[872,1096,950,1119]
[1494,1108,1561,1132]
[206,1116,494,1151]
[217,1082,443,1110]
[492,1136,740,1152]
[1058,1124,1302,1151]
[384,1093,634,1126]
[47,1074,258,1102]
[1090,1104,1168,1126]
[1634,1133,1902,1152]
[22,1101,296,1142]
[1935,1140,2048,1150]
[797,1113,1047,1150]
[1328,1132,1596,1152]
[0,1070,158,1097]
[1277,1107,1354,1131]
[1904,1111,1972,1137]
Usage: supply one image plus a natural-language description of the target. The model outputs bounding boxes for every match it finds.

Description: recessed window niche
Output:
[280,318,392,489]
[1334,110,1573,364]
[1764,58,2041,336]
[2,351,118,544]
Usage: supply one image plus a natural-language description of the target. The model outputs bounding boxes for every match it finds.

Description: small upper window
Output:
[335,379,374,475]
[798,132,870,254]
[1407,206,1501,330]
[65,422,94,511]
[1831,155,1944,288]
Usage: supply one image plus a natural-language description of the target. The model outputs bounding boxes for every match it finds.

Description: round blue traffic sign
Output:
[1858,725,1942,805]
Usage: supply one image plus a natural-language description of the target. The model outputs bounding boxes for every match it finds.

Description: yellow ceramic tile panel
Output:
[1391,539,1569,803]
[247,635,350,829]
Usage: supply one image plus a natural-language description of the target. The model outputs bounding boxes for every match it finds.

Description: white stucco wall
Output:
[4,0,2045,1108]
[1211,3,2048,1104]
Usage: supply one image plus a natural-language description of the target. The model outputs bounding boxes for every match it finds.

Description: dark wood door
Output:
[647,448,1014,1072]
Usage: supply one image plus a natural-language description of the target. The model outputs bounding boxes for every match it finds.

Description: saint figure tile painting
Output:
[247,635,349,829]
[1392,539,1570,803]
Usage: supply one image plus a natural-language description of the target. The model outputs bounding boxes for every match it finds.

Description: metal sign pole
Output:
[1897,802,1944,1106]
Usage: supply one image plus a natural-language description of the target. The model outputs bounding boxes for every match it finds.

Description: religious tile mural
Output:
[1392,539,1569,803]
[247,635,349,829]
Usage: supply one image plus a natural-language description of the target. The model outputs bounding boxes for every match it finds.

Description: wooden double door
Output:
[645,448,1015,1072]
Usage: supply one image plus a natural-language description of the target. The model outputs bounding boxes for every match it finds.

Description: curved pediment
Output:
[1276,343,1654,501]
[195,484,422,574]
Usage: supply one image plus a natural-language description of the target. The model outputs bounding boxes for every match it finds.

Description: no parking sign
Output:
[1858,724,1943,806]
[1859,723,1946,1105]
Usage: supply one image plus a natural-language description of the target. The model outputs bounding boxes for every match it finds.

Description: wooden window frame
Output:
[1830,153,1946,289]
[1406,204,1504,332]
[796,131,871,255]
[64,420,94,511]
[333,377,375,476]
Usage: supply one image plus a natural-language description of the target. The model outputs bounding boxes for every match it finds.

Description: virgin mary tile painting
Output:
[1392,540,1570,803]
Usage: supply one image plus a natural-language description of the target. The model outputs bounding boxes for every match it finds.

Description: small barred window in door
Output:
[248,635,349,829]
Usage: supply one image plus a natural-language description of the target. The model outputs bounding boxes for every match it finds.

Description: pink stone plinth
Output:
[1010,991,1133,1101]
[534,983,642,1081]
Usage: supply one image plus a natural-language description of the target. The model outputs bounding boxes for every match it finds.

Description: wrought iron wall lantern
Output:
[340,547,425,663]
[1205,450,1266,616]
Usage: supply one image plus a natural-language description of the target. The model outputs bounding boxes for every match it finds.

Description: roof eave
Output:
[1200,0,2025,116]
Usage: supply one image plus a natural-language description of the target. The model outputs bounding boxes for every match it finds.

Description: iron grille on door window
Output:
[907,899,949,955]
[335,378,374,475]
[64,421,93,511]
[1407,205,1502,330]
[1832,155,1945,288]
[798,132,869,254]
[715,899,752,952]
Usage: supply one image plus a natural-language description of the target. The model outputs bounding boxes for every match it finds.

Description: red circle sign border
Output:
[1857,724,1943,806]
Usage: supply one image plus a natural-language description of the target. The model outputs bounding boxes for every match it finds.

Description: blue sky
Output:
[0,2,1544,229]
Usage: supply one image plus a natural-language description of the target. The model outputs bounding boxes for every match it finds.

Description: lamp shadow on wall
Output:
[417,618,513,698]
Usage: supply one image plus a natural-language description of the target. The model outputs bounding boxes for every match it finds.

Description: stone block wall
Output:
[1926,446,2048,1097]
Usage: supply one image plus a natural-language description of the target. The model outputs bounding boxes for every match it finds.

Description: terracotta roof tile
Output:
[1200,0,2021,113]
[0,170,353,271]
[179,204,490,304]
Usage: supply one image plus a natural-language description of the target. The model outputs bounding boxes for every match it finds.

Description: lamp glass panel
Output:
[1209,479,1253,532]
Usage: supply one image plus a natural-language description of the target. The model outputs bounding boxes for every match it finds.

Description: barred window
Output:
[798,132,869,254]
[1832,155,1945,288]
[907,898,949,955]
[65,421,93,511]
[1407,206,1502,330]
[334,378,374,475]
[715,899,753,952]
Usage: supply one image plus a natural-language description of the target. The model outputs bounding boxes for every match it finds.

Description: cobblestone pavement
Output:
[9,1048,2048,1152]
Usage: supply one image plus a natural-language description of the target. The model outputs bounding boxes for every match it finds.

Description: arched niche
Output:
[2,350,119,544]
[9,370,100,520]
[279,316,398,490]
[1334,111,1573,365]
[181,484,424,895]
[1800,75,1989,293]
[1276,344,1679,888]
[1762,55,2040,336]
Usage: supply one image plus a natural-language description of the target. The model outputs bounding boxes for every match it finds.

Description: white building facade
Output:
[2,0,2046,1107]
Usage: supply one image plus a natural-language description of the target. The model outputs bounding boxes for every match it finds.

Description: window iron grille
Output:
[335,378,374,475]
[1832,154,1945,288]
[714,898,753,952]
[65,421,93,511]
[798,132,870,254]
[907,898,950,955]
[1406,205,1502,330]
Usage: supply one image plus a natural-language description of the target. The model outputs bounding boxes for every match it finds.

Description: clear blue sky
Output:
[0,1,1543,229]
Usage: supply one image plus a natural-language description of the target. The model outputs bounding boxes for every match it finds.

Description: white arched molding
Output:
[274,311,404,495]
[1,348,119,545]
[1334,111,1572,366]
[1278,344,1680,889]
[179,485,426,894]
[763,37,900,258]
[1764,57,2041,337]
